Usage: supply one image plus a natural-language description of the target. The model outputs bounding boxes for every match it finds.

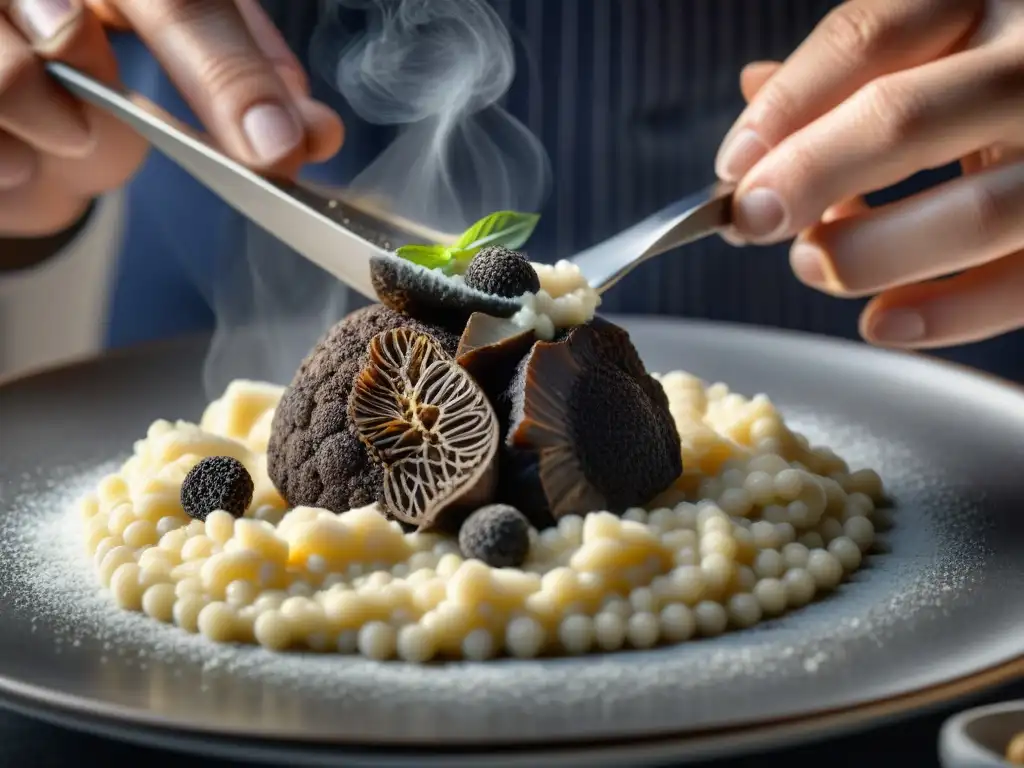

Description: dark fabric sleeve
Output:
[0,199,99,274]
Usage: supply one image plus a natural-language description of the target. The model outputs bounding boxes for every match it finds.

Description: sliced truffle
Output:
[454,312,558,529]
[458,504,532,568]
[370,252,520,330]
[180,456,254,521]
[457,312,538,430]
[350,328,499,531]
[505,319,682,519]
[463,246,540,298]
[267,304,460,514]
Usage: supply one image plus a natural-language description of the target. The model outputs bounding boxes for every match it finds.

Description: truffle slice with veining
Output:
[370,252,520,330]
[350,327,499,531]
[505,318,682,519]
[267,304,460,514]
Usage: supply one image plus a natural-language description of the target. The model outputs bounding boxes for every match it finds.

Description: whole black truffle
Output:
[463,246,540,298]
[458,504,532,568]
[180,456,254,521]
[267,304,461,515]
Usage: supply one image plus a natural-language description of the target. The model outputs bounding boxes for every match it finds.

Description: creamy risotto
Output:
[77,375,884,662]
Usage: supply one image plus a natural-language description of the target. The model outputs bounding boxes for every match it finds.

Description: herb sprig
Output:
[395,211,540,275]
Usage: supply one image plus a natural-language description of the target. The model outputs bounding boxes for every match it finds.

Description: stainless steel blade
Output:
[47,61,384,300]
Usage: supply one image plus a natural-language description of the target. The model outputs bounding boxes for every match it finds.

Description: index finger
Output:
[110,0,305,169]
[715,0,980,182]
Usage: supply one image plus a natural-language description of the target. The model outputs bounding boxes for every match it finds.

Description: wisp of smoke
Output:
[201,0,550,399]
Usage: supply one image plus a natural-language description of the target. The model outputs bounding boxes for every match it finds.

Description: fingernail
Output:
[790,243,827,287]
[716,128,769,182]
[19,0,79,40]
[720,227,747,247]
[735,187,787,240]
[869,309,926,344]
[241,103,302,164]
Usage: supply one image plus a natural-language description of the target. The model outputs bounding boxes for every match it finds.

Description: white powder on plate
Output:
[0,409,990,723]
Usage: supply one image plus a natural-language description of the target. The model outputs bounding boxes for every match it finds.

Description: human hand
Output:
[716,0,1024,349]
[0,0,344,238]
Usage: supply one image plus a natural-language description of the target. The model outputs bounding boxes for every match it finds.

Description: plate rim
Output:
[0,657,1020,764]
[1,319,1022,757]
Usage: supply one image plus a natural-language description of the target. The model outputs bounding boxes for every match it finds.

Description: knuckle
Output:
[855,76,928,147]
[193,49,275,101]
[0,45,36,95]
[146,0,278,97]
[753,78,800,129]
[142,0,224,28]
[820,4,887,65]
[774,138,823,198]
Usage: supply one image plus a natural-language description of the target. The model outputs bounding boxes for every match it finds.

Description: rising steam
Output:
[202,0,551,398]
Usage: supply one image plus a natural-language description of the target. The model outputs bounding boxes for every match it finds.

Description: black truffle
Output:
[456,313,558,530]
[458,504,532,568]
[350,328,499,531]
[505,318,682,519]
[463,246,540,298]
[457,312,537,432]
[369,253,520,330]
[180,456,254,522]
[267,304,460,515]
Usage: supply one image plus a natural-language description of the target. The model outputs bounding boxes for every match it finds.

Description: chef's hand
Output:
[717,0,1024,350]
[0,0,343,238]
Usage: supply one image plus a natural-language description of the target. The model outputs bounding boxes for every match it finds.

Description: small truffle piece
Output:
[458,504,532,568]
[180,456,254,522]
[350,328,500,530]
[463,246,540,298]
[505,318,682,519]
[267,304,460,515]
[370,252,520,329]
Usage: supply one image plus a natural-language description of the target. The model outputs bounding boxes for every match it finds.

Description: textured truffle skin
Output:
[370,253,520,329]
[180,456,254,521]
[505,317,682,520]
[458,504,532,568]
[267,304,460,514]
[463,246,540,298]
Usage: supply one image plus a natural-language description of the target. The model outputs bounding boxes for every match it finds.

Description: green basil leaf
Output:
[395,244,452,271]
[454,210,540,251]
